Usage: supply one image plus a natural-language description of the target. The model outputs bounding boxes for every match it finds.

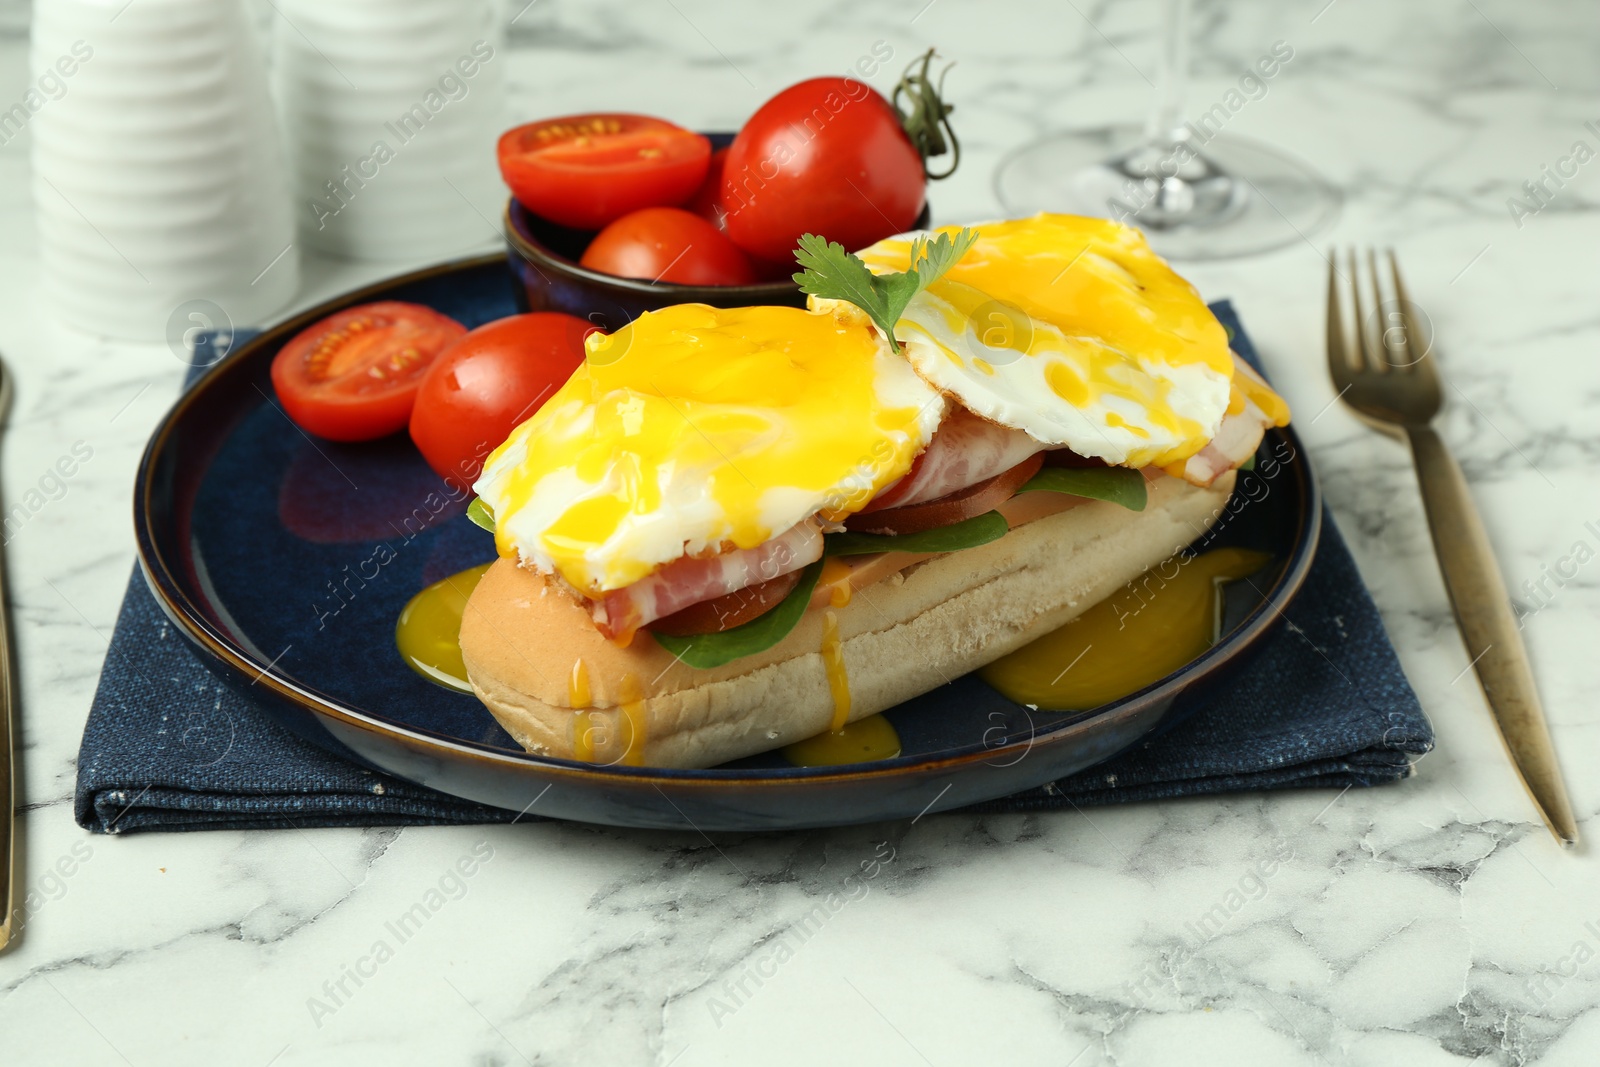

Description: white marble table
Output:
[2,1,1598,1063]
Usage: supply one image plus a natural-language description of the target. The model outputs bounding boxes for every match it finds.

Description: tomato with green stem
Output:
[718,54,958,263]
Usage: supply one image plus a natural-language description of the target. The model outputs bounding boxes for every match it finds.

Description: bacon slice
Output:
[863,407,1042,512]
[1170,357,1288,487]
[846,454,1043,534]
[589,522,823,644]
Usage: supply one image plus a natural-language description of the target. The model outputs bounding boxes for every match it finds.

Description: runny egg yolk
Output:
[853,214,1238,469]
[980,547,1273,710]
[394,562,492,692]
[472,303,944,594]
[1231,363,1292,426]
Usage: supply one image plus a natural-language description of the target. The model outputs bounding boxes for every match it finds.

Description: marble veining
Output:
[1,0,1599,1063]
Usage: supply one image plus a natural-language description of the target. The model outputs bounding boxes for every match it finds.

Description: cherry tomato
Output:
[497,114,711,230]
[408,312,597,489]
[579,207,757,286]
[719,78,925,263]
[270,302,466,442]
[685,146,729,229]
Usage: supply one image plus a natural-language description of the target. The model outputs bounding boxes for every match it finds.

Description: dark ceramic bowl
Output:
[503,132,930,332]
[134,254,1321,831]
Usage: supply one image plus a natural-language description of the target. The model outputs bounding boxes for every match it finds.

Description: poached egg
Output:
[473,301,943,595]
[849,213,1240,469]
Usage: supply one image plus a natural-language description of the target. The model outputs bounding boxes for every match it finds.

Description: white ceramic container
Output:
[29,0,299,341]
[273,0,506,261]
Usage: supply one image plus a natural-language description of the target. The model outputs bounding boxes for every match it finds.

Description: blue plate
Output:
[134,254,1321,830]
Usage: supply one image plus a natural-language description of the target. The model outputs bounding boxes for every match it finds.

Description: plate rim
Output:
[133,253,1323,793]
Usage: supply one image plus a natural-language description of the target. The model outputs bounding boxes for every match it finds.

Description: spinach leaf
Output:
[1016,466,1146,511]
[824,509,1010,557]
[467,497,496,532]
[651,560,824,669]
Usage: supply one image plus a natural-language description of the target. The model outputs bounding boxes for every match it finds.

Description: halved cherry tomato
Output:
[648,570,803,636]
[270,302,466,442]
[497,114,712,230]
[579,207,756,286]
[408,312,597,490]
[720,78,925,263]
[845,453,1043,536]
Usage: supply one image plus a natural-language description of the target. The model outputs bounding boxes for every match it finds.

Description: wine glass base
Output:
[993,124,1340,260]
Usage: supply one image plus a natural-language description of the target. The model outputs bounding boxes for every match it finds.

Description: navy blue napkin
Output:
[75,305,1433,832]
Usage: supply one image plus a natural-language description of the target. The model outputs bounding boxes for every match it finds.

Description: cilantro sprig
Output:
[792,227,978,338]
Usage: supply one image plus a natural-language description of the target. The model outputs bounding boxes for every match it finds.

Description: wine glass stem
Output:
[1144,0,1191,145]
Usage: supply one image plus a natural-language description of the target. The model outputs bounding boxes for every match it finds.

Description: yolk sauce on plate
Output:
[395,562,493,692]
[784,547,1268,765]
[981,547,1272,710]
[781,609,904,768]
[783,715,902,767]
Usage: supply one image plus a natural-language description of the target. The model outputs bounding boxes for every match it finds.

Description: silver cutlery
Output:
[0,355,15,946]
[1327,249,1578,847]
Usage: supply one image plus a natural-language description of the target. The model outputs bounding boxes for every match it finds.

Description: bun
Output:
[461,472,1236,769]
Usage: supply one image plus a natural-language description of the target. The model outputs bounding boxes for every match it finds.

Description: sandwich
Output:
[460,213,1290,768]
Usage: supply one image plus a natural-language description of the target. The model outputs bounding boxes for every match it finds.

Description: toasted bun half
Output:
[461,472,1236,769]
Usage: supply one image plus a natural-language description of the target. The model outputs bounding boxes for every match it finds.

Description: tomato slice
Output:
[861,447,931,514]
[648,570,804,636]
[497,114,712,230]
[844,453,1044,536]
[579,207,755,286]
[270,302,466,442]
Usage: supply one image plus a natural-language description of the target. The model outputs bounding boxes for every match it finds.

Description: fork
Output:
[1327,249,1578,847]
[0,355,14,946]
